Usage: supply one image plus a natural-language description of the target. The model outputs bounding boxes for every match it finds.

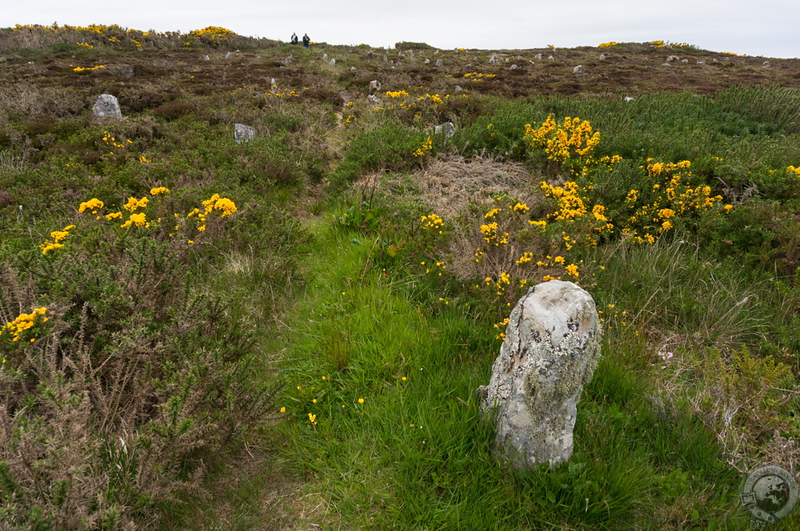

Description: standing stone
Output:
[535,53,543,60]
[369,80,382,93]
[478,280,602,469]
[599,53,606,61]
[329,58,336,66]
[573,65,583,74]
[92,94,122,122]
[234,123,256,144]
[435,59,444,67]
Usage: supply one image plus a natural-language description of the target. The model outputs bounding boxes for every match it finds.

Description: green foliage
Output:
[330,123,430,189]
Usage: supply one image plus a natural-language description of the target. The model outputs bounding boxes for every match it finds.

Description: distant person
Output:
[290,32,298,45]
[302,33,310,48]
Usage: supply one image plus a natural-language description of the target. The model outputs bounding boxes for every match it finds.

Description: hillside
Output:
[1,25,800,530]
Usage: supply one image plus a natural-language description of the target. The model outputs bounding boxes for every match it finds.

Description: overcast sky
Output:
[4,1,798,59]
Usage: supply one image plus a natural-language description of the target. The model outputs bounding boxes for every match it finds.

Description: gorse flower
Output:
[0,308,48,345]
[121,212,147,228]
[78,198,104,214]
[202,194,238,217]
[39,225,76,254]
[413,136,433,157]
[421,213,445,232]
[123,196,149,212]
[524,115,601,166]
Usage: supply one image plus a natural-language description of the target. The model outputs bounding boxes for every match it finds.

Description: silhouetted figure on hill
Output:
[290,32,298,45]
[302,33,310,48]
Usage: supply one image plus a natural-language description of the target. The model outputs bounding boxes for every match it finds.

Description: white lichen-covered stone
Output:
[478,280,602,469]
[234,123,256,144]
[92,94,122,122]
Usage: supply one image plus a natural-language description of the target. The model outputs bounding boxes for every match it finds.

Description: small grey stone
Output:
[92,94,122,122]
[573,65,583,74]
[434,122,455,138]
[234,123,256,144]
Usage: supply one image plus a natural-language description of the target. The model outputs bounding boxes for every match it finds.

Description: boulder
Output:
[434,122,455,138]
[92,94,122,122]
[478,280,602,469]
[234,123,256,144]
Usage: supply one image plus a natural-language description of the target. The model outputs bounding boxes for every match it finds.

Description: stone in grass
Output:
[234,123,256,144]
[92,94,122,122]
[478,280,602,469]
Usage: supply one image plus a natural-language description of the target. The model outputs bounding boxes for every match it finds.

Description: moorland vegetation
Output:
[2,24,800,529]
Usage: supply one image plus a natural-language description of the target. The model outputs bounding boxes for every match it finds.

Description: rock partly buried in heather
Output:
[478,280,602,469]
[92,94,122,122]
[234,123,256,144]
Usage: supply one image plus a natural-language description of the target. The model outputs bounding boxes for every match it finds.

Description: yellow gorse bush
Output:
[79,198,104,214]
[413,137,433,157]
[72,65,105,72]
[189,26,235,41]
[202,193,238,217]
[524,115,601,166]
[617,159,723,243]
[421,213,445,232]
[123,196,149,212]
[39,225,76,255]
[0,308,48,357]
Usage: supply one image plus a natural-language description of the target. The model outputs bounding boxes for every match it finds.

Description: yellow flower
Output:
[150,186,170,195]
[358,398,364,404]
[123,196,148,212]
[565,264,579,277]
[78,198,104,213]
[121,212,147,228]
[280,407,286,413]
